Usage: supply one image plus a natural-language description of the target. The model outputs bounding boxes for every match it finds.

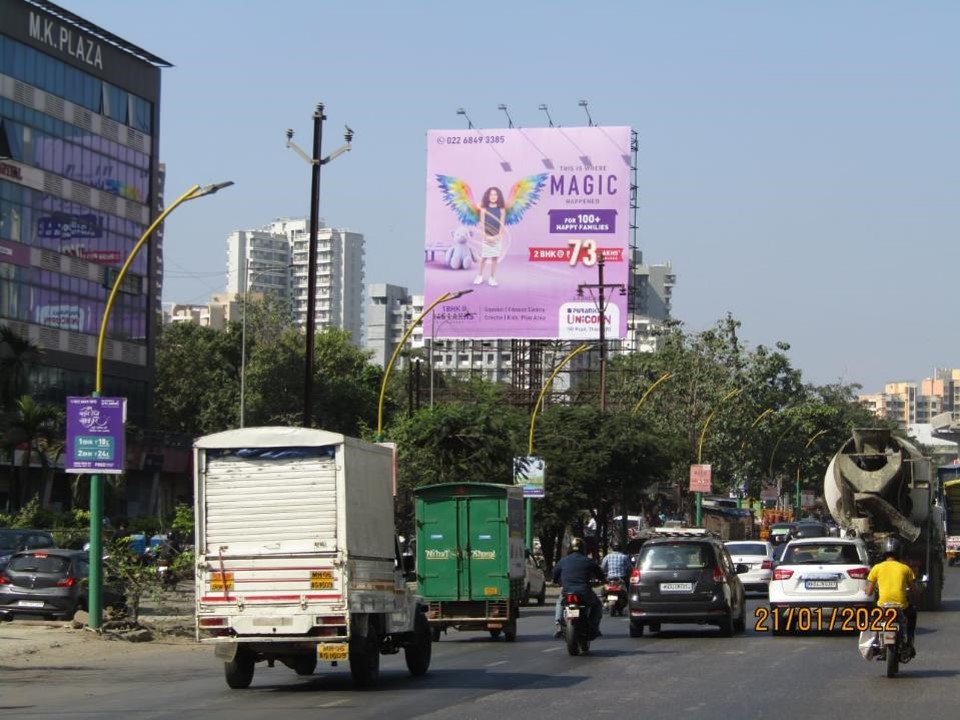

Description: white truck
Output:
[193,427,431,689]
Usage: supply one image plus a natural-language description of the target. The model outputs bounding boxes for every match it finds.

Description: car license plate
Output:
[804,580,837,590]
[660,582,693,593]
[18,600,45,608]
[318,643,348,661]
[565,607,580,619]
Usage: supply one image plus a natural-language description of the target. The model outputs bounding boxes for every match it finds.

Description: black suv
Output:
[627,530,748,637]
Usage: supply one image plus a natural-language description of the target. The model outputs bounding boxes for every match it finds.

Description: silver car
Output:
[724,540,774,594]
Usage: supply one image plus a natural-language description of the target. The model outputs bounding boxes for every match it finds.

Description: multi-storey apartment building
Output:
[0,0,168,427]
[223,217,365,344]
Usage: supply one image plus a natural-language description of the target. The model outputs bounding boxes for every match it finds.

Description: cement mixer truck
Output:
[823,428,945,610]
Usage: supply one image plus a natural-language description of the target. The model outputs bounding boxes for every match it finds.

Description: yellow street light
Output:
[375,289,473,438]
[631,371,674,415]
[88,181,233,632]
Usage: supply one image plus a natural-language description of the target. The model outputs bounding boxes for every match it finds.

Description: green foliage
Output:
[171,504,194,539]
[104,536,162,623]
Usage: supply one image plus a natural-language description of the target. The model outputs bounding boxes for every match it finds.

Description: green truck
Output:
[415,483,525,641]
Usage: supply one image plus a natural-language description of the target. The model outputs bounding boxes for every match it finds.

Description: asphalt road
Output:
[6,572,960,720]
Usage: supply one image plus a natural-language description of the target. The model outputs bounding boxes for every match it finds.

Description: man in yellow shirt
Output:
[864,537,919,654]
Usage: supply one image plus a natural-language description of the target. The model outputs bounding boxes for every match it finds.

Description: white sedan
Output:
[725,540,774,594]
[767,538,873,634]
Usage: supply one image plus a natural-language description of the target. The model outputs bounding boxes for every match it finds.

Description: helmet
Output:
[610,541,622,552]
[569,537,584,554]
[882,537,902,560]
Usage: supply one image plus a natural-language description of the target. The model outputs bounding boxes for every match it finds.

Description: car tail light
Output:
[199,617,227,627]
[712,567,727,584]
[565,593,580,604]
[629,568,641,585]
[772,568,794,581]
[56,577,76,587]
[0,575,9,585]
[761,559,772,570]
[847,567,869,579]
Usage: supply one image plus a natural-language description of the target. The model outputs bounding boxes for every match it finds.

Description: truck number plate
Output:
[317,643,348,661]
[210,572,234,591]
[660,582,693,592]
[311,570,334,590]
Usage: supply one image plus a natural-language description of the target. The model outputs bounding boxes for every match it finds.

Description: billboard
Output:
[66,396,126,474]
[514,455,546,499]
[423,126,631,340]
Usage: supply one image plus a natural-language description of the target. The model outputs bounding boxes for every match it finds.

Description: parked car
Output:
[725,540,774,593]
[522,551,547,605]
[0,529,56,571]
[767,538,872,634]
[0,549,125,620]
[627,529,748,638]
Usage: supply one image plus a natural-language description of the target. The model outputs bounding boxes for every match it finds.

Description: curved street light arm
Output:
[527,343,590,455]
[376,289,473,438]
[631,371,674,415]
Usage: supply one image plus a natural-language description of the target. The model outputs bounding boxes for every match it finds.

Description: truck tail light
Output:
[772,568,794,581]
[630,568,641,585]
[847,567,869,579]
[199,617,227,627]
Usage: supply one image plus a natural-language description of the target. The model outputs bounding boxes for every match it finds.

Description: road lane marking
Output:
[485,660,508,667]
[318,699,349,708]
[542,646,563,652]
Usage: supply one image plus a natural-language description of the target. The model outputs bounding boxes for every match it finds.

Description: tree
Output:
[0,324,41,410]
[2,395,62,509]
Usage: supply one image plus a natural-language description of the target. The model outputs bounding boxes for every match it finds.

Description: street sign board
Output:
[760,486,779,501]
[66,396,126,474]
[514,455,546,498]
[689,464,711,493]
[801,491,816,508]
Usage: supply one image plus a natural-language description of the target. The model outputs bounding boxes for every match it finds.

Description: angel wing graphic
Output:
[436,173,549,226]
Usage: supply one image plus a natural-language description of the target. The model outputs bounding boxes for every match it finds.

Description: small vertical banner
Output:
[65,397,126,474]
[514,456,546,498]
[689,463,712,493]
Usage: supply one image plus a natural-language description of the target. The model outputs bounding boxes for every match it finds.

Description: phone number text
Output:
[436,135,505,145]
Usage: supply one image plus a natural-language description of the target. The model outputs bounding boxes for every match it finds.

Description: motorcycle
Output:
[601,578,627,616]
[560,591,597,656]
[877,603,912,678]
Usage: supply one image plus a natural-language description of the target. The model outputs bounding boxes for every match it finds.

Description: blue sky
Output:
[70,0,957,391]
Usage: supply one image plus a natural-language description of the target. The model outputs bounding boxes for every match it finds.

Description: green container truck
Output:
[415,483,525,641]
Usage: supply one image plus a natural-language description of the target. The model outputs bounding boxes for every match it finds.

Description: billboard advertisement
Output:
[66,396,126,474]
[423,126,631,340]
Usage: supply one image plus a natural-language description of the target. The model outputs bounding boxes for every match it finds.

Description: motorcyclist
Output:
[552,537,605,640]
[600,541,633,584]
[864,537,920,656]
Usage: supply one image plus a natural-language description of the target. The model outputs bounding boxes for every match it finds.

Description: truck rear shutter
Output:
[203,453,337,553]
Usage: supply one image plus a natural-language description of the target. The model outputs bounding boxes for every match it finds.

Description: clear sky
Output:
[69,0,957,392]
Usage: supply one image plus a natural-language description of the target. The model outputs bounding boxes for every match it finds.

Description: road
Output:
[5,571,960,720]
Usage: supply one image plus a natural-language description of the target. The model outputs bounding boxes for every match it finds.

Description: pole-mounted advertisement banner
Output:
[66,396,126,474]
[689,463,712,493]
[514,455,546,498]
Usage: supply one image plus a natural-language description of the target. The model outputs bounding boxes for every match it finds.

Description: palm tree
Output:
[3,395,63,509]
[0,325,41,410]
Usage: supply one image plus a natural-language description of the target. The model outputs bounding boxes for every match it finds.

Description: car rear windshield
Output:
[727,543,768,556]
[782,544,860,564]
[7,555,70,573]
[640,543,712,570]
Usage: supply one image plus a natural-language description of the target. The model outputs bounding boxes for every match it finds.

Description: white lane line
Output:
[318,699,350,708]
[542,646,563,652]
[485,660,508,667]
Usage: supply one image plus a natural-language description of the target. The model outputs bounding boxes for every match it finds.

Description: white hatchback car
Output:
[724,540,774,594]
[767,538,873,634]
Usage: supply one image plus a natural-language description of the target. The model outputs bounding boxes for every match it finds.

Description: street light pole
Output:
[89,181,232,630]
[285,104,353,428]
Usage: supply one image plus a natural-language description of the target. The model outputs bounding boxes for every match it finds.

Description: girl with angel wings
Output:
[436,173,548,287]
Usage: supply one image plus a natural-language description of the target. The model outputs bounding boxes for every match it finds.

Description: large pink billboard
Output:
[423,126,632,340]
